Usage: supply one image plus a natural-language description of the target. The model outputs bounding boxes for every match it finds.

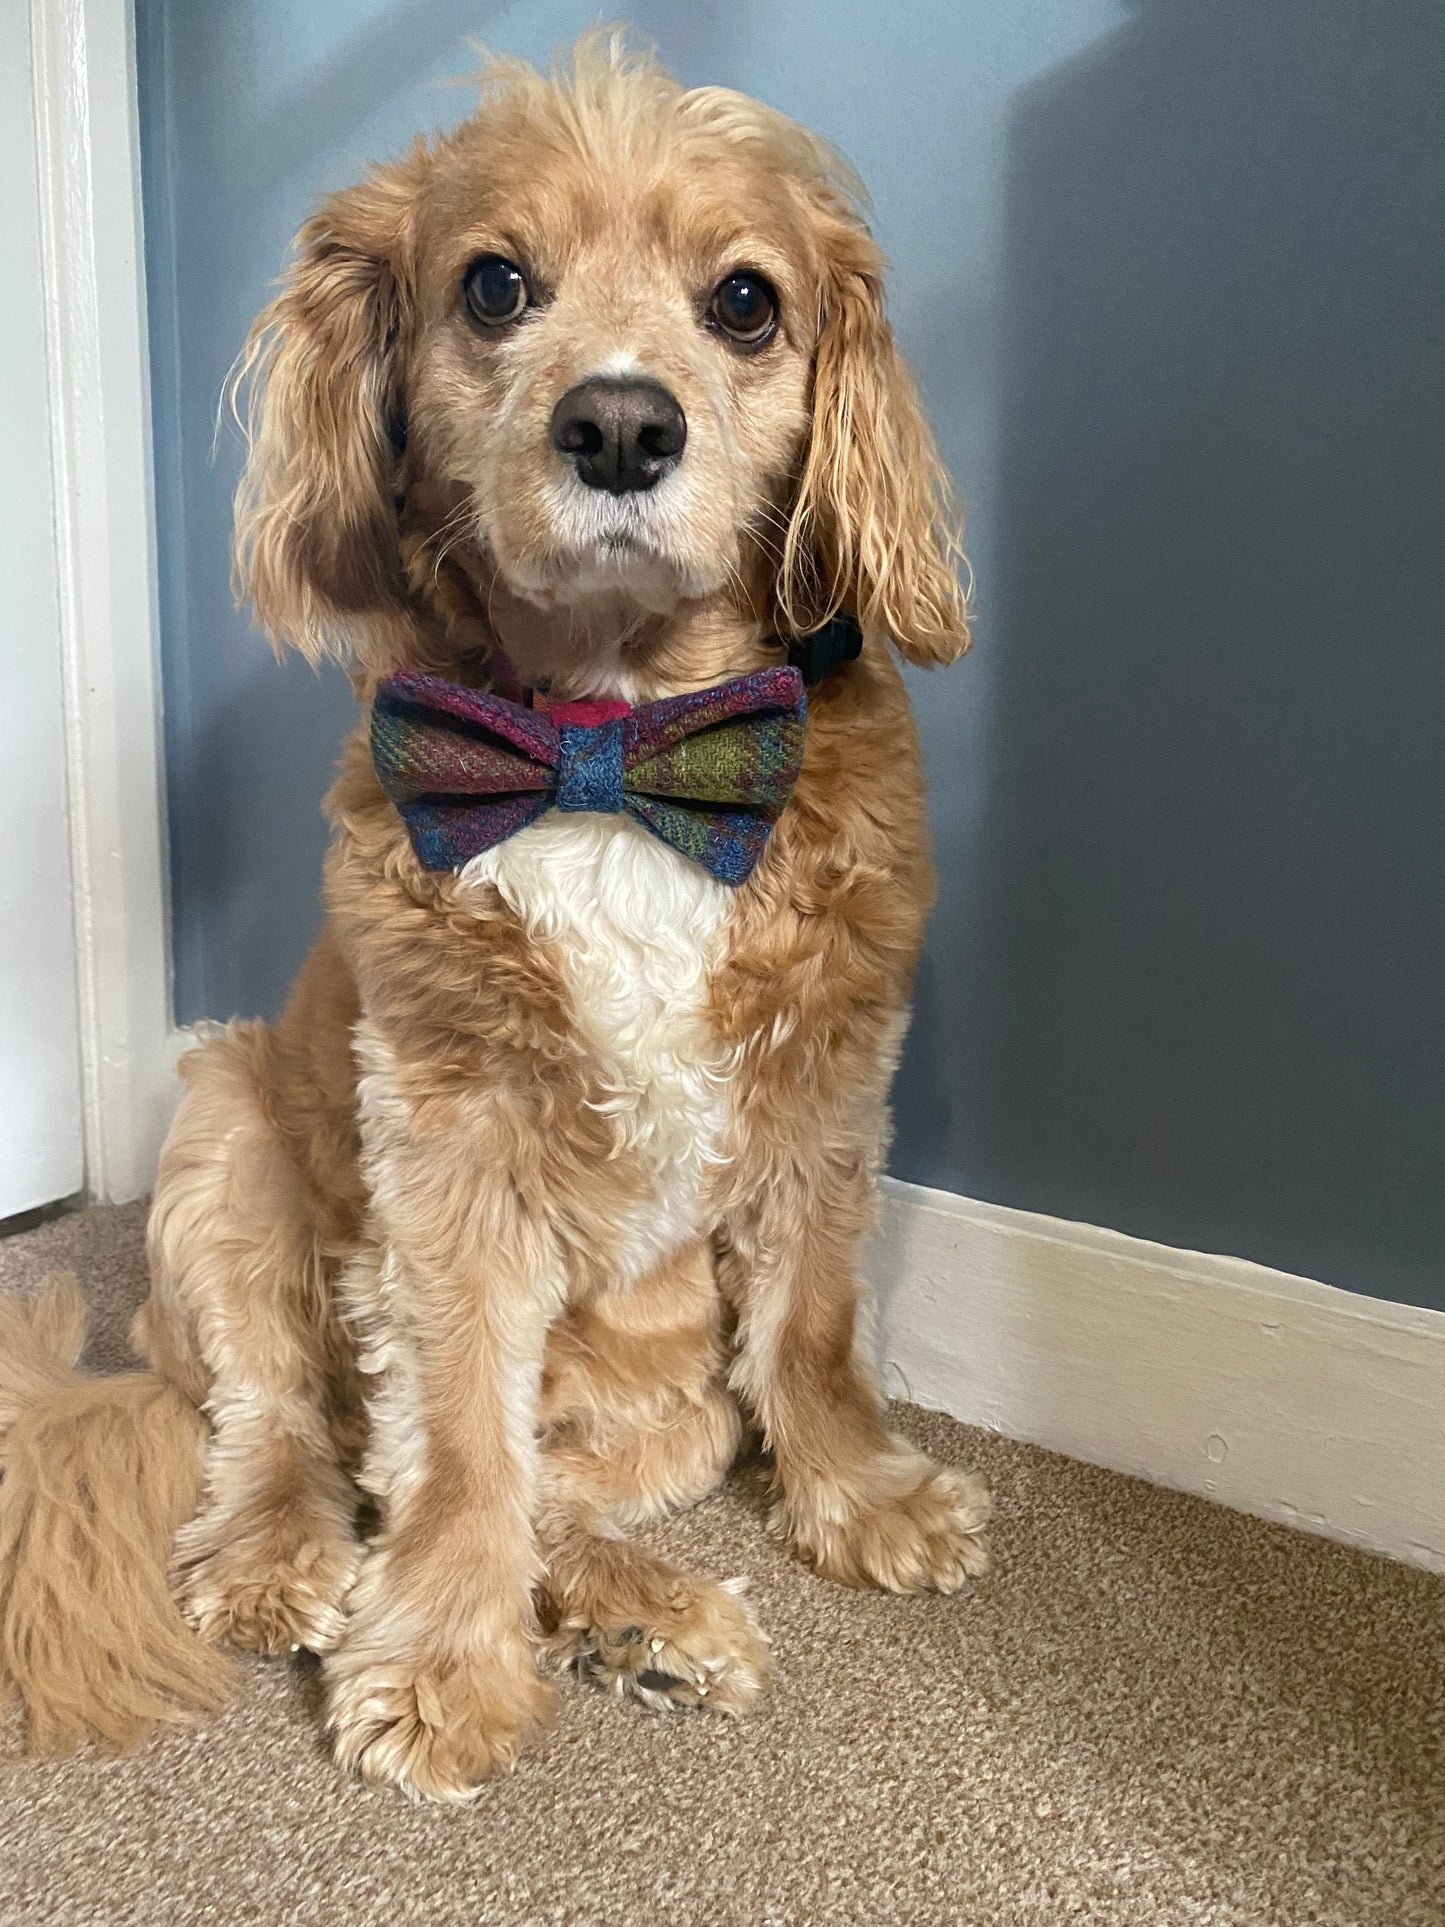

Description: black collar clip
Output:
[786,612,864,686]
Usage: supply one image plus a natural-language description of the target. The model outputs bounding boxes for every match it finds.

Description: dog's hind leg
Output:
[144,1022,364,1656]
[535,1241,771,1715]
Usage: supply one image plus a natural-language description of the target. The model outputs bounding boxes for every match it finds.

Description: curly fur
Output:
[0,28,987,1799]
[0,1277,231,1752]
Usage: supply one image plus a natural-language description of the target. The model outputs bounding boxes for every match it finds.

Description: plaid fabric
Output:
[371,665,807,884]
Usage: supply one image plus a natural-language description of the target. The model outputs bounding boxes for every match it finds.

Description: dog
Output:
[0,32,989,1802]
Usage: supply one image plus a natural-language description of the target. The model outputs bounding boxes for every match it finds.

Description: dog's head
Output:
[232,32,970,689]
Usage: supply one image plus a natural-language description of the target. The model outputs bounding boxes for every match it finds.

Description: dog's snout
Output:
[549,377,687,494]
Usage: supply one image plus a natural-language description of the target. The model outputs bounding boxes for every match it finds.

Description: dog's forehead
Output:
[424,108,818,287]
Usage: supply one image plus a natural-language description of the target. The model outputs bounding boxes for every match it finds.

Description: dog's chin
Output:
[501,525,723,619]
[552,545,689,615]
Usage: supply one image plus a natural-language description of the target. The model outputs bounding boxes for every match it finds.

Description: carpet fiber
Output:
[2,1204,1442,1926]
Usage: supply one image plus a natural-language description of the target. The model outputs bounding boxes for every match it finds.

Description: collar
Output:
[476,612,864,706]
[785,612,865,685]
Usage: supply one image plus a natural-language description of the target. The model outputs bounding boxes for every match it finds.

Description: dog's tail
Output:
[0,1272,232,1752]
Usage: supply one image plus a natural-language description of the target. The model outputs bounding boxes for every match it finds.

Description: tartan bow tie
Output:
[371,665,807,885]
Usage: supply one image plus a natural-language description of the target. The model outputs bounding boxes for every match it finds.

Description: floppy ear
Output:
[779,221,972,667]
[230,157,424,664]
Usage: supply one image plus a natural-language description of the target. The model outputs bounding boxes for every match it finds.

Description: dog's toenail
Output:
[637,1668,683,1692]
[649,1636,664,1654]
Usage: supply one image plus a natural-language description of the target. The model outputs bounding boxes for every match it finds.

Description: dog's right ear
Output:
[230,155,425,664]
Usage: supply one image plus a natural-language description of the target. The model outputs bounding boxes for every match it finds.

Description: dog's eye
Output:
[709,271,778,348]
[463,254,530,328]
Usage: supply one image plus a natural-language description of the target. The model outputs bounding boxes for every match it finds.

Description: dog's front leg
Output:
[324,1046,561,1801]
[723,1134,992,1595]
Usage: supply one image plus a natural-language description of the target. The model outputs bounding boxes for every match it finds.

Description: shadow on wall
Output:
[930,0,1444,1306]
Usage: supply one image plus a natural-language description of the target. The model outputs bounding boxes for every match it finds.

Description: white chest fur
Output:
[460,813,738,1286]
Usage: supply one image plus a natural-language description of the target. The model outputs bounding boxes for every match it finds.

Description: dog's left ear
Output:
[779,217,971,667]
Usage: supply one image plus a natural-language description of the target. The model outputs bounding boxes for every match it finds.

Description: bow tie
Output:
[371,665,807,885]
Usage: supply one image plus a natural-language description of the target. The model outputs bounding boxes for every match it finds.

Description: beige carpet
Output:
[1,1205,1441,1927]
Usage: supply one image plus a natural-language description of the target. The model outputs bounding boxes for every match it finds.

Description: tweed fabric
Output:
[555,719,626,814]
[371,665,807,883]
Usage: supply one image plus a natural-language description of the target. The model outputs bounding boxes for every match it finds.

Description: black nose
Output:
[549,377,687,494]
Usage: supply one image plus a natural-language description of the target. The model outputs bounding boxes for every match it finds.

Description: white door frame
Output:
[31,0,182,1205]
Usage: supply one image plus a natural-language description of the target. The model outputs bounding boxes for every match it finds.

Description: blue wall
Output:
[138,0,1445,1309]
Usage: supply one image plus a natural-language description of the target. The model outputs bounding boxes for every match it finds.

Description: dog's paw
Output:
[784,1452,992,1594]
[325,1643,556,1802]
[551,1572,771,1716]
[177,1508,362,1656]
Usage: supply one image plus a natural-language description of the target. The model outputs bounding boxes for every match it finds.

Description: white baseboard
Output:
[869,1176,1445,1575]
